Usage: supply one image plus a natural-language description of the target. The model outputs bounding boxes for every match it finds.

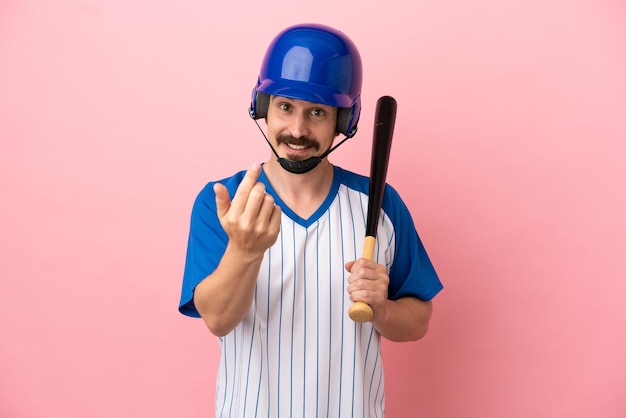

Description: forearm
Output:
[372,297,433,342]
[193,244,264,337]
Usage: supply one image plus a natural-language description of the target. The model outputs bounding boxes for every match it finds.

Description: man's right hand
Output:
[213,163,281,258]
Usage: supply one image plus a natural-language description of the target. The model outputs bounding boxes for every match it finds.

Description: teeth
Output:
[288,144,307,150]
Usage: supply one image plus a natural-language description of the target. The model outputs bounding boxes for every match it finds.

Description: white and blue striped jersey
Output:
[179,165,442,417]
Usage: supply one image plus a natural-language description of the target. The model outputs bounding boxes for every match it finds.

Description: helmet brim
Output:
[257,78,358,110]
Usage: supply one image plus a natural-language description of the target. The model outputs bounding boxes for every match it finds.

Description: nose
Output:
[288,112,311,139]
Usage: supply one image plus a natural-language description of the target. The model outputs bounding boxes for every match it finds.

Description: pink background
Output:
[1,0,625,417]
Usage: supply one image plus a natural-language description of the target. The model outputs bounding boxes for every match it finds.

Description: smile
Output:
[286,143,310,150]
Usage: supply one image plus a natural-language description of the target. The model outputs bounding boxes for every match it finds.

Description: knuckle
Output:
[249,185,266,200]
[239,218,255,233]
[253,182,266,192]
[264,194,275,205]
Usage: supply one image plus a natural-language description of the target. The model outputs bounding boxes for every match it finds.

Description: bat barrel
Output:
[365,96,397,238]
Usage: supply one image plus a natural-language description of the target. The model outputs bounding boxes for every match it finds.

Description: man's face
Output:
[266,96,339,162]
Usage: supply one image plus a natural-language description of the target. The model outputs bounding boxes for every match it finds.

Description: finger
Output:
[262,199,282,245]
[243,182,268,218]
[213,183,231,219]
[352,258,385,273]
[231,163,262,211]
[256,192,277,224]
[346,259,372,278]
[268,204,282,234]
[347,261,388,286]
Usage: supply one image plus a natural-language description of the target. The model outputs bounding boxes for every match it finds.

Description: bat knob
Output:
[348,301,374,322]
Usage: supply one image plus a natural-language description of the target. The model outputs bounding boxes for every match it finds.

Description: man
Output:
[179,23,443,417]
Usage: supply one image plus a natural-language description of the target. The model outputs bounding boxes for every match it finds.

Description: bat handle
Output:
[348,236,376,322]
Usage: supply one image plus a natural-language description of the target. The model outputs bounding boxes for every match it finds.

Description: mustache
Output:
[276,134,320,151]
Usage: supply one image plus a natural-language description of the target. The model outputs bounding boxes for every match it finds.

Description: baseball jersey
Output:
[179,165,442,418]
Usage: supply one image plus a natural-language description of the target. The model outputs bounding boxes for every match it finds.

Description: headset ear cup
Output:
[336,107,351,136]
[337,106,359,138]
[253,92,269,119]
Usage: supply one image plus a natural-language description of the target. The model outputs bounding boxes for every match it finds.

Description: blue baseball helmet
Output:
[249,23,362,138]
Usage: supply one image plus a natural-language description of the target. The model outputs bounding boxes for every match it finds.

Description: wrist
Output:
[224,242,266,265]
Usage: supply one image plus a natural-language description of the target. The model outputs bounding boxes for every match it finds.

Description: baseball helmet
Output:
[249,23,362,138]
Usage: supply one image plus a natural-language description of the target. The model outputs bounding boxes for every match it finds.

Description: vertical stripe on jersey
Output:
[314,222,321,418]
[324,214,333,418]
[337,187,347,417]
[278,226,285,416]
[242,296,257,415]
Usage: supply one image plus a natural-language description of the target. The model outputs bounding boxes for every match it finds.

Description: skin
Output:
[193,96,433,341]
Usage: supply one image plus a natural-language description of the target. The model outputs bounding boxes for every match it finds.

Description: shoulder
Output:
[334,165,403,203]
[189,170,248,221]
[333,166,369,193]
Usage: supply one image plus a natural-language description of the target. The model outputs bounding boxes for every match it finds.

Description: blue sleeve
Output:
[382,185,443,302]
[178,172,247,317]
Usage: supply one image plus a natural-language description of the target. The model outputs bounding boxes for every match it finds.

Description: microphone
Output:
[276,156,324,174]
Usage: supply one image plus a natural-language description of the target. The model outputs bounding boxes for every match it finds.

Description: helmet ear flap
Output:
[337,102,361,138]
[337,107,356,137]
[250,91,270,120]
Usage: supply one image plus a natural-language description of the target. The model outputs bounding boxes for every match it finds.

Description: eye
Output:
[279,102,292,112]
[310,108,326,118]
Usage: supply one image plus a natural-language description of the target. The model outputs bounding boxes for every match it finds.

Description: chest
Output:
[253,190,394,321]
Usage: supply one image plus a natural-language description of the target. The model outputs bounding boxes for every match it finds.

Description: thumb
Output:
[345,260,356,272]
[214,183,231,218]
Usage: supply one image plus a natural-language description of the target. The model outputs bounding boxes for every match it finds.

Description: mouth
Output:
[285,143,312,152]
[277,135,320,157]
[281,143,313,161]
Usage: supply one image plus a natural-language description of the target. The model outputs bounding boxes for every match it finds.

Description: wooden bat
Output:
[348,95,397,322]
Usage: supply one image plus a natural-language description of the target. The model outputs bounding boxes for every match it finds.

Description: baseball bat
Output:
[348,95,397,322]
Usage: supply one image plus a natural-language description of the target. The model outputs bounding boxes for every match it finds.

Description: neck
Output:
[263,158,334,218]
